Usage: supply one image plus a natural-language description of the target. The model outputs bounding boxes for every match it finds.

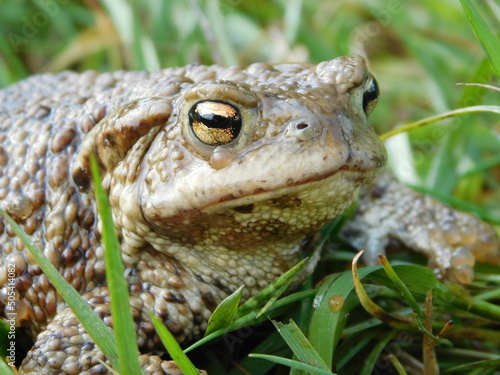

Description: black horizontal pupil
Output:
[197,112,236,129]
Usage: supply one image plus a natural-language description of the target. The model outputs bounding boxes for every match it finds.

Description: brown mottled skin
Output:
[0,56,498,374]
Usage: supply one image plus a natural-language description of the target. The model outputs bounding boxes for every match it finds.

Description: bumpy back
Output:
[0,69,187,330]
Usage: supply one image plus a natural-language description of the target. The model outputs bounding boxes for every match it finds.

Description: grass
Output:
[1,1,500,374]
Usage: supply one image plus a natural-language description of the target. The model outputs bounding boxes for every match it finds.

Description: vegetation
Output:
[1,1,499,374]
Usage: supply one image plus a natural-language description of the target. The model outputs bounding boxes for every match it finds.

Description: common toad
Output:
[0,56,498,374]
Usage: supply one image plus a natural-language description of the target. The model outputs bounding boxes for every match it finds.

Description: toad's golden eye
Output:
[188,101,242,146]
[362,76,379,115]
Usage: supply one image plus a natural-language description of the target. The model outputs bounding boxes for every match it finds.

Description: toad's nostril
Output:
[284,119,319,141]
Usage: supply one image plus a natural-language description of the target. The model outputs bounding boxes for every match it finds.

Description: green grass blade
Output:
[387,354,409,375]
[237,258,308,318]
[380,105,500,141]
[227,330,291,375]
[359,331,398,375]
[99,0,133,54]
[248,354,336,375]
[205,285,244,336]
[283,0,303,44]
[0,357,16,375]
[309,264,448,370]
[0,321,16,373]
[0,320,7,358]
[334,330,379,370]
[367,265,438,300]
[150,315,199,375]
[90,155,144,375]
[378,258,425,323]
[376,257,447,345]
[441,357,500,373]
[460,0,500,76]
[368,266,500,322]
[0,34,27,85]
[272,319,330,371]
[307,271,366,368]
[0,208,120,370]
[204,0,238,65]
[185,288,317,353]
[463,298,500,322]
[100,0,159,70]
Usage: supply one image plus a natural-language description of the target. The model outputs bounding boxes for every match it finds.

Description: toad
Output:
[0,56,498,374]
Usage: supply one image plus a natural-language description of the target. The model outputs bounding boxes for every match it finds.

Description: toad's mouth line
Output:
[198,165,383,214]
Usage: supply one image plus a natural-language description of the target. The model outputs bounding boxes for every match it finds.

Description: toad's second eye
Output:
[189,101,242,146]
[362,76,379,115]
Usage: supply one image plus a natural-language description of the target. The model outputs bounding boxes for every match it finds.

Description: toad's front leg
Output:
[19,287,207,375]
[341,172,500,284]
